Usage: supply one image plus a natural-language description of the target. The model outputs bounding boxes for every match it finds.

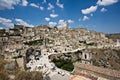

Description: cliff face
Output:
[1,24,116,56]
[21,25,107,50]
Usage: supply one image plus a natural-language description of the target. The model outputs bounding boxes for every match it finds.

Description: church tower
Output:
[64,22,69,30]
[116,39,120,47]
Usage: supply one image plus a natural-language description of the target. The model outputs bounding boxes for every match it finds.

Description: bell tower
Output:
[81,49,92,64]
[64,22,69,30]
[116,39,120,47]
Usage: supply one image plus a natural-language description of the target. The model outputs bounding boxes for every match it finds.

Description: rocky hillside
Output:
[0,59,43,80]
[106,33,120,39]
[48,50,82,71]
[90,48,120,71]
[49,48,120,71]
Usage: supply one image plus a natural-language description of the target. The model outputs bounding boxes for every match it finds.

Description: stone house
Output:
[23,27,35,37]
[0,29,6,36]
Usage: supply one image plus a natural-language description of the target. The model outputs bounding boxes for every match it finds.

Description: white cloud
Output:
[42,0,47,4]
[0,17,14,28]
[58,20,65,25]
[50,13,59,18]
[0,17,12,23]
[22,0,28,6]
[30,3,39,8]
[30,3,44,10]
[56,0,64,8]
[40,6,44,10]
[81,5,98,14]
[47,3,54,10]
[0,0,20,10]
[58,19,66,27]
[15,18,34,27]
[56,3,64,8]
[49,22,57,26]
[83,16,89,21]
[57,19,73,27]
[101,8,107,12]
[67,19,74,24]
[97,0,118,6]
[90,14,93,16]
[45,17,50,21]
[0,27,3,29]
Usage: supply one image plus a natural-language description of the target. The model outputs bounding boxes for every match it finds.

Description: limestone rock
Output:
[5,60,18,71]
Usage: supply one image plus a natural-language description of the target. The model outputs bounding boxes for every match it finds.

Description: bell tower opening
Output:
[85,54,87,59]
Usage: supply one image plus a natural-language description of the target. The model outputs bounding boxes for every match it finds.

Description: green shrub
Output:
[93,59,100,66]
[67,52,72,54]
[61,62,74,71]
[75,50,82,54]
[53,59,74,72]
[55,61,63,68]
[12,56,18,59]
[100,57,107,62]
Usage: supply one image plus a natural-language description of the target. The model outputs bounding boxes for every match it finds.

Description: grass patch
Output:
[93,59,100,67]
[53,59,74,72]
[61,62,74,71]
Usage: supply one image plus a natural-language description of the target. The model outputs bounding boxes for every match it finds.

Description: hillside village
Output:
[0,24,120,80]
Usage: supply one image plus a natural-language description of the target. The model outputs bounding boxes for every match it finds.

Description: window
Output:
[85,54,87,59]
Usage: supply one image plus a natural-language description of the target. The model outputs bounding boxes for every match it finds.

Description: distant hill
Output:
[106,33,120,39]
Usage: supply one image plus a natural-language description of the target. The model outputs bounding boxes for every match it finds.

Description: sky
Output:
[0,0,120,33]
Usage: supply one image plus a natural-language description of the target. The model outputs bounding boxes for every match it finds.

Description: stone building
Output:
[116,39,120,47]
[14,24,24,34]
[0,29,6,36]
[23,27,35,37]
[81,49,92,64]
[14,24,24,30]
[25,48,41,63]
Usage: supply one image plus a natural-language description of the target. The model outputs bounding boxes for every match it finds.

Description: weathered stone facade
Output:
[0,24,118,75]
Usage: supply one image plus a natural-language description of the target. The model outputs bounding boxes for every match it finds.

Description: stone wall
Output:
[16,57,25,70]
[73,62,120,80]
